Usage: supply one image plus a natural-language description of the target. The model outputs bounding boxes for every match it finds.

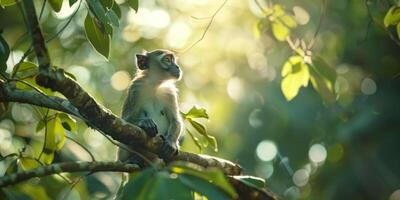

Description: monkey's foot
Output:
[138,118,158,137]
[159,135,178,160]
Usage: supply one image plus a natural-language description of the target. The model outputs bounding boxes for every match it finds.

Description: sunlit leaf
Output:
[280,15,297,28]
[15,76,54,95]
[12,61,37,79]
[36,120,45,132]
[384,6,400,27]
[41,150,55,165]
[271,21,289,41]
[48,0,63,12]
[0,33,10,73]
[188,119,218,152]
[281,56,310,101]
[186,129,202,153]
[232,176,265,189]
[19,183,51,200]
[20,157,40,170]
[169,162,237,198]
[0,0,17,7]
[58,113,77,133]
[182,106,209,119]
[84,14,110,59]
[178,174,231,200]
[127,0,139,12]
[5,159,18,175]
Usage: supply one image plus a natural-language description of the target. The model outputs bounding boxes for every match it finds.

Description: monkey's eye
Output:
[163,55,173,64]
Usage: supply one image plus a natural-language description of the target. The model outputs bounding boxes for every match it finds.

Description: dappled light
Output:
[0,0,400,199]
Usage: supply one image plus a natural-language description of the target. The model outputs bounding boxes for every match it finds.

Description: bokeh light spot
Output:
[227,77,245,101]
[111,70,131,91]
[68,65,91,85]
[11,103,34,123]
[292,169,309,187]
[389,189,400,200]
[256,140,278,161]
[293,6,310,25]
[249,108,263,128]
[361,78,377,95]
[308,143,327,164]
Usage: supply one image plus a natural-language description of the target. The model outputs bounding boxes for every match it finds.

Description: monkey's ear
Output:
[136,54,148,70]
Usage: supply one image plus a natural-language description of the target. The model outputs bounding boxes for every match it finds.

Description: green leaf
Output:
[384,6,400,27]
[311,56,336,84]
[185,128,202,153]
[100,0,113,8]
[0,0,17,7]
[111,2,122,19]
[281,56,310,101]
[58,113,77,133]
[188,119,218,152]
[20,157,40,170]
[271,21,289,41]
[48,0,63,12]
[106,9,119,27]
[0,33,10,73]
[309,65,336,104]
[232,176,266,189]
[15,76,54,95]
[178,174,231,200]
[12,61,37,79]
[41,150,55,165]
[69,0,78,6]
[397,22,400,40]
[127,0,139,12]
[169,162,237,198]
[84,14,111,59]
[5,159,18,175]
[120,168,192,200]
[87,0,109,25]
[182,106,209,119]
[36,120,45,132]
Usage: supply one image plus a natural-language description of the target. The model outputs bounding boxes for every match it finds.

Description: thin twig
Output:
[365,0,400,46]
[65,135,96,162]
[308,0,327,50]
[179,0,228,54]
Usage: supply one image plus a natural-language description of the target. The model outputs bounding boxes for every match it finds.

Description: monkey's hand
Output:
[138,119,158,137]
[159,135,178,160]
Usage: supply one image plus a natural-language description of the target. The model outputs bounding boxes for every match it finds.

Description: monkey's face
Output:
[136,50,182,81]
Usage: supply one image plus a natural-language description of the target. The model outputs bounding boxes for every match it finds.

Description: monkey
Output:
[118,49,183,166]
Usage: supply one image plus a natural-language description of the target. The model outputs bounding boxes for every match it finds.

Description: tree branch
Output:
[0,80,80,117]
[0,161,139,187]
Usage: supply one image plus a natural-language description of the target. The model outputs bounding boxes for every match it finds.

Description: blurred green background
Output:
[1,0,400,199]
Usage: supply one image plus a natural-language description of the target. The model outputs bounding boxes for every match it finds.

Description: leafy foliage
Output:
[181,106,217,152]
[118,162,237,200]
[384,6,400,40]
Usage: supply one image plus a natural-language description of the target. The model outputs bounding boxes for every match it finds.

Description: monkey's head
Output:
[135,50,182,81]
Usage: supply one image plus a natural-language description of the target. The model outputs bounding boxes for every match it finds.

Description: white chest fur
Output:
[141,95,169,136]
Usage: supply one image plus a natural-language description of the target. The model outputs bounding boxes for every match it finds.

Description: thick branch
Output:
[0,161,139,187]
